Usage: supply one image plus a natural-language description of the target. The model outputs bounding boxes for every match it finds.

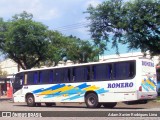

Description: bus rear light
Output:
[139,86,142,91]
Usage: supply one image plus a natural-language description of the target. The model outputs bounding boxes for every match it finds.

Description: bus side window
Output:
[113,62,131,80]
[86,66,90,81]
[63,68,70,82]
[49,70,54,83]
[27,72,34,85]
[93,64,110,81]
[34,72,38,84]
[72,68,75,82]
[129,61,136,78]
[40,70,51,84]
[108,64,112,79]
[55,69,63,83]
[74,67,85,82]
[24,73,27,85]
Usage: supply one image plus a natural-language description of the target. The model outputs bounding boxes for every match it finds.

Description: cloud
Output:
[0,0,60,21]
[0,0,104,40]
[84,0,101,8]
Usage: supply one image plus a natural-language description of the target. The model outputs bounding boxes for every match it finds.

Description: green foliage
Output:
[86,0,160,56]
[0,11,101,69]
[0,11,49,69]
[45,33,100,64]
[64,36,100,63]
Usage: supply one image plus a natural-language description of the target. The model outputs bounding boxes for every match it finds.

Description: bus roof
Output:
[17,57,152,73]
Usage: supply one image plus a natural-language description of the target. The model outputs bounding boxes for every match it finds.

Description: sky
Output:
[0,0,140,56]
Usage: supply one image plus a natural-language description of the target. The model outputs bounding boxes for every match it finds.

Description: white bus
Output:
[13,57,157,108]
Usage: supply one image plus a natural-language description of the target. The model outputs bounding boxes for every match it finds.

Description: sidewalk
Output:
[0,96,13,101]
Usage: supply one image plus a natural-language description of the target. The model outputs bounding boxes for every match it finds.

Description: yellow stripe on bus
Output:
[146,79,155,87]
[83,85,99,91]
[39,85,74,95]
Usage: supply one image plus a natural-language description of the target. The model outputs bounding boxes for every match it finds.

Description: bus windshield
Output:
[13,73,23,93]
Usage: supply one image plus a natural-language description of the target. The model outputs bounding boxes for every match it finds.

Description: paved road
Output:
[0,100,160,119]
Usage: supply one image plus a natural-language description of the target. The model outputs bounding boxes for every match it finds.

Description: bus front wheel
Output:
[26,94,36,107]
[85,93,101,108]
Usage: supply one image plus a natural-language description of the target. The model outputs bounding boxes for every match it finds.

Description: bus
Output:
[13,57,157,108]
[156,67,160,96]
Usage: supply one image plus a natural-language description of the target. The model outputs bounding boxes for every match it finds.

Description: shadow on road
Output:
[13,104,145,109]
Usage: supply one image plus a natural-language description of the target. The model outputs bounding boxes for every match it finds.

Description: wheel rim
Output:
[28,97,33,104]
[88,96,95,106]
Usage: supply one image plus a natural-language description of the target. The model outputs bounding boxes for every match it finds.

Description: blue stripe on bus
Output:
[76,83,90,89]
[32,84,65,94]
[95,88,109,94]
[62,95,84,101]
[44,92,61,98]
[43,87,87,99]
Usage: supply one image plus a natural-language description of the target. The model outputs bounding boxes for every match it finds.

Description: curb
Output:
[0,98,13,102]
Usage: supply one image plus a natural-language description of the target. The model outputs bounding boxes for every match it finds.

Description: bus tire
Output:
[85,93,101,108]
[103,102,117,108]
[45,103,56,107]
[26,94,36,107]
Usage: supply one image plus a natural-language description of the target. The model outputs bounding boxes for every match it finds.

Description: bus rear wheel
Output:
[85,93,101,108]
[103,102,117,108]
[26,94,36,107]
[45,103,56,107]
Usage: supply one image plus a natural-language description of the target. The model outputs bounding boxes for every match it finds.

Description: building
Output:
[0,58,19,78]
[99,52,159,66]
[0,59,18,98]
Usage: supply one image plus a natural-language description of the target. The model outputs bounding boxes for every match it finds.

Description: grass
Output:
[152,96,160,102]
[156,96,160,101]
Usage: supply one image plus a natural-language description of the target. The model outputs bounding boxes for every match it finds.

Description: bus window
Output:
[55,69,63,83]
[64,68,71,82]
[27,72,34,85]
[72,66,91,82]
[34,72,38,84]
[15,73,24,85]
[49,70,54,83]
[39,70,50,84]
[85,66,90,81]
[129,61,136,78]
[92,64,111,81]
[113,61,135,80]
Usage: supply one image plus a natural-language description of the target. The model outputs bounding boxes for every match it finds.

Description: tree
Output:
[0,11,102,69]
[0,11,49,69]
[86,0,160,56]
[65,36,100,63]
[46,32,100,64]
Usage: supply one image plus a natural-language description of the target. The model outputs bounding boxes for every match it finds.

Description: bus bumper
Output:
[137,92,157,100]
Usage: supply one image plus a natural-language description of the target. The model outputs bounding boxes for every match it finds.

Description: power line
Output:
[53,22,90,32]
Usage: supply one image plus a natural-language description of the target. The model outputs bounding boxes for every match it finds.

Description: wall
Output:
[0,59,18,78]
